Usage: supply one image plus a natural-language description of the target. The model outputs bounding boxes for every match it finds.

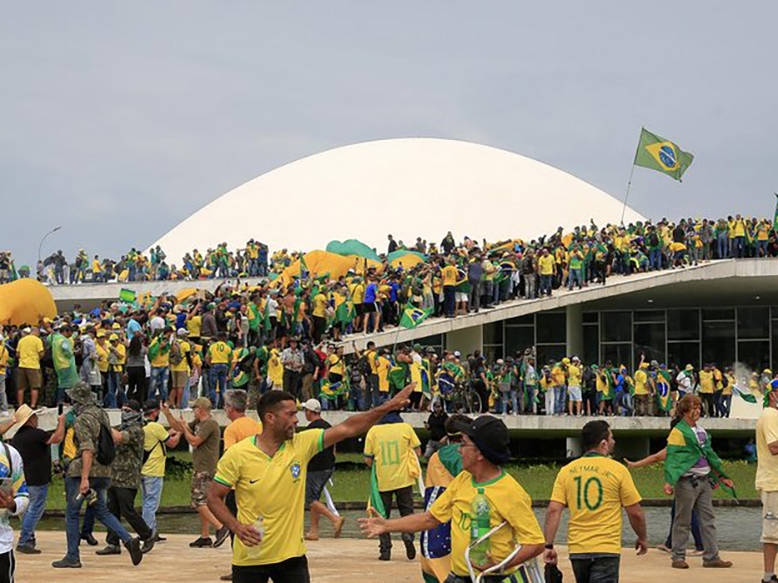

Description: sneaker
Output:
[189,536,213,548]
[672,560,689,569]
[151,533,167,543]
[404,540,416,560]
[80,533,99,546]
[219,575,233,581]
[16,543,41,555]
[141,537,156,554]
[95,544,121,556]
[379,550,391,561]
[213,526,230,548]
[52,557,82,569]
[124,537,143,566]
[703,559,732,568]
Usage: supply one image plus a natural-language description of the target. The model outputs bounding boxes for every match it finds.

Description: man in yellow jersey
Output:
[757,382,778,583]
[698,363,716,418]
[16,326,44,408]
[543,420,647,583]
[207,332,232,408]
[632,361,653,417]
[360,416,545,582]
[207,382,415,583]
[168,329,191,409]
[364,412,422,561]
[441,258,458,318]
[220,389,263,582]
[140,400,180,546]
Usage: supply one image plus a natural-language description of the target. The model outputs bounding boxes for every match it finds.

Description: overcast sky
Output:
[2,1,776,266]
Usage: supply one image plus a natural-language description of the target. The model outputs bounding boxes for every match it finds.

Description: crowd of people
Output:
[0,214,774,289]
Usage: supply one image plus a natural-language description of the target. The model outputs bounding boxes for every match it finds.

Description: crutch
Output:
[464,521,545,583]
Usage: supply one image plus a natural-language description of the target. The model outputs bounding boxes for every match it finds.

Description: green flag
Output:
[399,303,431,329]
[633,127,694,181]
[367,464,387,518]
[335,301,355,324]
[119,288,136,303]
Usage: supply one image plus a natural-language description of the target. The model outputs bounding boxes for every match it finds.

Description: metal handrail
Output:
[464,521,544,583]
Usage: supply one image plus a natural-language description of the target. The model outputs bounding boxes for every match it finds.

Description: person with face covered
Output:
[96,400,156,556]
[52,382,144,569]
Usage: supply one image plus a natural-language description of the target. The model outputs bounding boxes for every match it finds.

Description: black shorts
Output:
[305,468,334,508]
[362,302,377,313]
[355,304,365,317]
[233,556,309,583]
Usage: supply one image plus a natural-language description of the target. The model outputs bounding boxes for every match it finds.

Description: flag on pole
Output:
[634,127,694,181]
[119,288,136,303]
[299,255,309,279]
[399,303,432,329]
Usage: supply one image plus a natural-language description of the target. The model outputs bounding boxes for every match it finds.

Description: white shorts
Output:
[762,491,778,544]
[455,292,468,303]
[568,386,582,402]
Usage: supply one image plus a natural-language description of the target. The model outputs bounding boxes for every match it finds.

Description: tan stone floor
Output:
[17,533,762,582]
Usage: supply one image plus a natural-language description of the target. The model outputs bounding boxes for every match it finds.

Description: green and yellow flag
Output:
[634,128,694,181]
[773,193,778,232]
[399,303,432,329]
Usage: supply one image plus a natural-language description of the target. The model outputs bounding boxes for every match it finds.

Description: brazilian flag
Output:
[399,303,431,329]
[634,128,694,181]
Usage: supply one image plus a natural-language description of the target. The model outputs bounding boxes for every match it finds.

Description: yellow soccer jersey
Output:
[550,454,642,554]
[430,470,544,577]
[214,429,324,567]
[364,423,421,492]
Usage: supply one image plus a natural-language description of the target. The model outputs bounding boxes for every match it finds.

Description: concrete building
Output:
[147,137,644,262]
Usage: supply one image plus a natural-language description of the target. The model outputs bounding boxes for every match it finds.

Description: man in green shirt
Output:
[52,324,78,405]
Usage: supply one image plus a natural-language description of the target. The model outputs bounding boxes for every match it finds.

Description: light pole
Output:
[37,226,62,264]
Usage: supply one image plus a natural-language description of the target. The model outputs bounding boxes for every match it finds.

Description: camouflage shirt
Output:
[111,424,145,490]
[67,405,112,479]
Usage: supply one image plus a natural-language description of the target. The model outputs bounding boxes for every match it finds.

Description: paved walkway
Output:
[17,533,761,582]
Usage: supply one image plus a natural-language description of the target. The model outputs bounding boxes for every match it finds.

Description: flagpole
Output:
[620,130,643,226]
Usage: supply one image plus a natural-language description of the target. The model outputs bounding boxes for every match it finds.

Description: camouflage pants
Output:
[191,471,214,508]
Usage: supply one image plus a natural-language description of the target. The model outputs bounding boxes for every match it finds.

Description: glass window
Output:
[483,322,503,345]
[582,325,599,365]
[583,312,598,324]
[415,334,444,348]
[601,343,633,369]
[634,323,665,364]
[536,312,566,344]
[738,340,770,372]
[703,308,734,321]
[505,314,534,326]
[634,310,665,323]
[667,341,700,370]
[702,321,735,368]
[537,344,566,366]
[505,326,535,359]
[601,311,631,342]
[482,345,504,363]
[738,307,770,339]
[667,309,699,341]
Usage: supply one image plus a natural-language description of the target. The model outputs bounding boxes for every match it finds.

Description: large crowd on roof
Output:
[0,215,772,416]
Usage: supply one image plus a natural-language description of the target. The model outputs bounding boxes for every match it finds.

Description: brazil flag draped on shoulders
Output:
[664,419,736,497]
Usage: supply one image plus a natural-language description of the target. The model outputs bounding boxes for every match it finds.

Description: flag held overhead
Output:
[634,128,694,181]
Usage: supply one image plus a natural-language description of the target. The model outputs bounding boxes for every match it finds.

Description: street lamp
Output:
[38,226,62,264]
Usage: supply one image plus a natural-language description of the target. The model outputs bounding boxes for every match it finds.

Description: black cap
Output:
[143,399,161,413]
[123,399,142,412]
[450,415,511,465]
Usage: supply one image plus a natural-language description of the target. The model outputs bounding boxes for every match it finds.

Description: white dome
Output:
[150,138,644,261]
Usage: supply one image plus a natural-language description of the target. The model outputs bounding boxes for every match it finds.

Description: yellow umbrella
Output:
[0,279,57,326]
[175,288,199,303]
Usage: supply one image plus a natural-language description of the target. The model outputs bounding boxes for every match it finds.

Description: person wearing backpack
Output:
[52,382,144,569]
[96,400,156,557]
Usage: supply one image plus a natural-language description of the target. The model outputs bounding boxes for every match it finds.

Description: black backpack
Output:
[96,422,116,466]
